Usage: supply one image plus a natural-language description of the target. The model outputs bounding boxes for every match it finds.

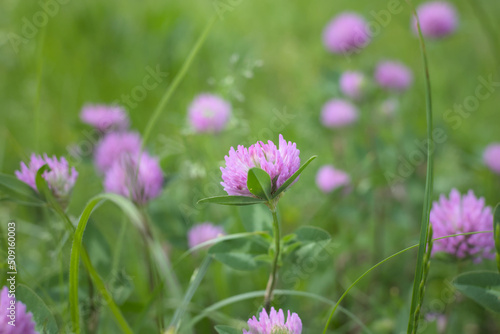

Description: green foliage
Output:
[247,167,272,201]
[453,271,500,313]
[209,236,270,271]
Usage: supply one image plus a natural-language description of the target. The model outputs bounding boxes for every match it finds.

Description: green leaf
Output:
[16,284,58,333]
[453,271,500,313]
[247,168,272,201]
[273,155,317,198]
[198,195,267,206]
[215,325,241,334]
[70,193,141,334]
[0,173,44,205]
[295,226,331,243]
[209,237,269,271]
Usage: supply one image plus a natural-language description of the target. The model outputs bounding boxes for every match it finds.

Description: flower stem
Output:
[264,205,280,311]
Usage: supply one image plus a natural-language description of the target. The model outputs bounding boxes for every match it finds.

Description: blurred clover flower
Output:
[15,153,78,198]
[94,131,142,173]
[483,143,500,174]
[80,104,129,133]
[0,286,38,334]
[322,12,371,55]
[430,189,495,262]
[413,1,458,39]
[339,71,366,100]
[243,307,302,334]
[220,134,300,197]
[315,165,350,194]
[188,93,232,133]
[374,60,413,92]
[187,222,225,249]
[104,153,164,205]
[320,99,359,128]
[379,98,399,117]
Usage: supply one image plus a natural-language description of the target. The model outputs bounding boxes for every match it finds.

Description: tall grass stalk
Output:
[406,2,434,333]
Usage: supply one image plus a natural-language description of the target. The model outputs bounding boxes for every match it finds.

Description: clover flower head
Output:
[413,1,458,39]
[94,132,142,173]
[0,286,39,334]
[15,153,78,198]
[80,104,129,132]
[188,223,225,249]
[104,153,164,204]
[188,94,232,133]
[374,60,413,92]
[220,134,301,197]
[430,189,495,262]
[483,143,500,174]
[243,307,302,334]
[316,165,350,194]
[320,99,359,128]
[339,71,366,100]
[323,12,371,55]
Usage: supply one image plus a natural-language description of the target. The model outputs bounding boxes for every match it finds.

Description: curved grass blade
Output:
[272,155,317,198]
[405,2,434,333]
[169,256,213,331]
[247,168,272,201]
[494,204,500,272]
[69,193,141,334]
[197,195,267,206]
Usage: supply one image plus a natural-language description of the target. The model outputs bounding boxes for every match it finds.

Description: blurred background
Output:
[1,0,500,333]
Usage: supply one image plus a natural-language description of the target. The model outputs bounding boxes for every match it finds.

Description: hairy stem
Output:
[264,206,280,311]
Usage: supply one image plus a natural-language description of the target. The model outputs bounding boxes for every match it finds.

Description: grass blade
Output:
[405,2,434,333]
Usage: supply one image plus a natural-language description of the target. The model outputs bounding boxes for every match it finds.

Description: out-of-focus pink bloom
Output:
[188,94,231,133]
[187,223,225,249]
[94,132,142,173]
[316,165,350,194]
[483,143,500,174]
[430,189,495,262]
[323,12,371,55]
[220,134,301,197]
[243,307,302,334]
[80,104,129,132]
[104,153,164,204]
[413,1,458,39]
[339,71,366,100]
[374,61,413,92]
[320,99,359,128]
[0,286,38,334]
[15,154,78,198]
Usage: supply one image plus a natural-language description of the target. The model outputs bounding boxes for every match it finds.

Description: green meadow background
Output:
[1,0,500,333]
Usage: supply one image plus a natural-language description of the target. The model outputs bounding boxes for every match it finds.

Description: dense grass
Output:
[1,0,500,333]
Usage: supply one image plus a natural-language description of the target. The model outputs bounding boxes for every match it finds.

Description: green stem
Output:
[321,230,492,333]
[264,206,280,311]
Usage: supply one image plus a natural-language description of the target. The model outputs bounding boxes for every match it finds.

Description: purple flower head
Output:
[320,99,359,128]
[188,223,225,249]
[430,189,495,262]
[188,94,232,133]
[0,286,38,334]
[15,154,78,198]
[243,307,302,334]
[413,1,458,39]
[80,104,129,133]
[94,132,142,173]
[316,165,350,194]
[483,143,500,174]
[220,134,301,197]
[323,12,371,55]
[339,71,366,100]
[374,61,413,92]
[104,153,164,204]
